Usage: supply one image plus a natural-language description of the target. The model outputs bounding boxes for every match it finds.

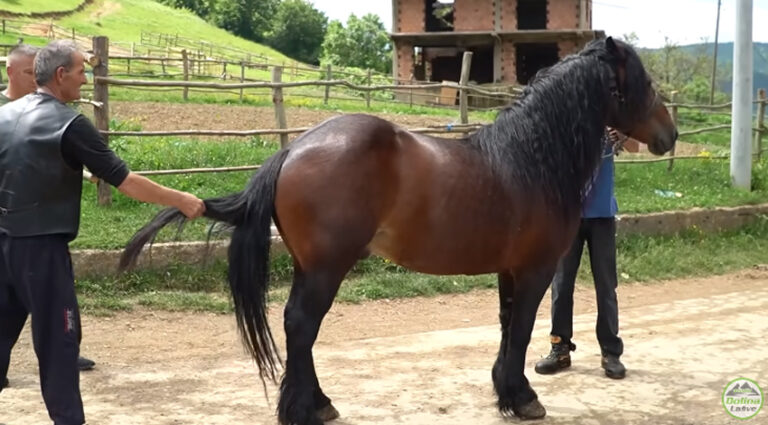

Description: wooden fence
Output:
[2,36,767,206]
[76,38,524,204]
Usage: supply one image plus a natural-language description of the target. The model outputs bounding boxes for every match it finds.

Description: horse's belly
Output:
[367,226,507,275]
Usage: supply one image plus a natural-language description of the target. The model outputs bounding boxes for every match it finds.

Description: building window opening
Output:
[425,0,454,32]
[517,0,547,30]
[515,43,559,85]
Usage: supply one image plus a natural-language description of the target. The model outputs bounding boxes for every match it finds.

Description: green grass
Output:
[0,0,82,14]
[615,157,768,213]
[76,216,768,314]
[70,120,768,251]
[55,0,293,63]
[75,132,279,249]
[613,219,768,282]
[0,33,48,46]
[677,109,732,147]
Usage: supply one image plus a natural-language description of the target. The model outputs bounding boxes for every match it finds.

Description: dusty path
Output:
[2,269,767,424]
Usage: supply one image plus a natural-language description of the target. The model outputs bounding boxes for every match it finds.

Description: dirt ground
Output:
[2,268,767,425]
[110,101,470,135]
[107,100,711,156]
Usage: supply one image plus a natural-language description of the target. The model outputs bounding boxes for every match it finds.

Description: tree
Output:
[320,14,392,73]
[621,32,725,102]
[208,0,279,42]
[266,0,328,64]
[157,0,214,17]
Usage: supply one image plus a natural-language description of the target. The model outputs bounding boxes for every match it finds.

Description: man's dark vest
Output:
[0,93,83,239]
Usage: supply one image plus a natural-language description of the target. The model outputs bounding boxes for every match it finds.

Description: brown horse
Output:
[120,37,677,424]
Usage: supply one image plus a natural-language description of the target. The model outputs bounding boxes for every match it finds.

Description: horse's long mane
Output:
[466,40,616,218]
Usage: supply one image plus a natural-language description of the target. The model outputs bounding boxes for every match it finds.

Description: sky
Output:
[306,0,768,48]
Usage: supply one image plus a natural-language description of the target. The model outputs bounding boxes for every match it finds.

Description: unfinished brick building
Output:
[390,0,605,87]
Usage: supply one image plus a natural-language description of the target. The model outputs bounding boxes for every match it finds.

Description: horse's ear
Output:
[605,36,626,61]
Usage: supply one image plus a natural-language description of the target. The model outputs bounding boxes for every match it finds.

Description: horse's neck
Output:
[489,60,611,214]
[523,67,607,154]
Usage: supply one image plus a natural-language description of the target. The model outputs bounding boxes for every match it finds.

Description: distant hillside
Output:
[2,0,296,64]
[656,42,768,95]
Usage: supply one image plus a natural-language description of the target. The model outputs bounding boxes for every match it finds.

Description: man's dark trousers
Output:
[0,232,85,425]
[550,218,624,357]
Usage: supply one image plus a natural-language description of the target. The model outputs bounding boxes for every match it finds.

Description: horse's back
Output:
[273,113,571,275]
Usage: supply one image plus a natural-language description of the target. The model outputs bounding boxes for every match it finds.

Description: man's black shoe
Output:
[78,356,96,371]
[534,335,576,375]
[601,354,626,379]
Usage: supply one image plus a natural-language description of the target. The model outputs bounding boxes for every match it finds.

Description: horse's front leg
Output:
[493,267,555,420]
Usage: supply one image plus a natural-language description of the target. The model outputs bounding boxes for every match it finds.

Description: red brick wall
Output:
[501,40,517,84]
[558,40,579,57]
[454,0,495,31]
[396,0,424,32]
[547,0,579,29]
[498,0,517,30]
[396,42,414,82]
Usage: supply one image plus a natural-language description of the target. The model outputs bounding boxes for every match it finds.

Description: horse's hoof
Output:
[316,403,340,422]
[513,398,546,420]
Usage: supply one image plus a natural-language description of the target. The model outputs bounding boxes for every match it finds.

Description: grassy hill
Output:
[1,0,296,64]
[0,0,82,14]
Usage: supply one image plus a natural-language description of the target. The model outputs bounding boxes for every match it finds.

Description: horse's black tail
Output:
[119,149,291,384]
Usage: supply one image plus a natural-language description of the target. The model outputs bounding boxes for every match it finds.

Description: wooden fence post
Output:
[667,91,679,171]
[459,51,473,124]
[239,60,245,102]
[2,20,5,34]
[181,49,189,101]
[366,69,372,109]
[93,37,112,205]
[272,67,289,147]
[127,42,134,75]
[755,88,766,160]
[324,64,332,105]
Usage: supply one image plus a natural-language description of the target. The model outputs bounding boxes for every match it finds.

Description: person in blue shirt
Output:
[534,128,627,379]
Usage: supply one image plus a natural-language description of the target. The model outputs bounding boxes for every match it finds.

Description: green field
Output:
[0,32,47,46]
[56,0,292,62]
[77,216,768,314]
[677,109,733,147]
[69,120,768,251]
[0,0,82,14]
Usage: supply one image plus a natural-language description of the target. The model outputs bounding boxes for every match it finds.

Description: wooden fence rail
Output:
[102,124,484,138]
[56,36,764,201]
[95,76,522,98]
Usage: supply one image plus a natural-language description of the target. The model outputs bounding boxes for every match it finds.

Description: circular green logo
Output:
[722,378,764,419]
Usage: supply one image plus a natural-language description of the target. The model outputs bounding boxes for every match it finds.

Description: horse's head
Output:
[601,37,677,155]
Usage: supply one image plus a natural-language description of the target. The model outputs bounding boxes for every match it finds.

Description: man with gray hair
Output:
[1,44,38,105]
[1,42,98,389]
[0,39,205,425]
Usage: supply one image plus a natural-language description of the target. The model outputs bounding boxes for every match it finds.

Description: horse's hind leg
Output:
[278,256,356,425]
[493,267,554,420]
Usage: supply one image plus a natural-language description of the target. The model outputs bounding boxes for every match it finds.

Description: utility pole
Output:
[709,0,722,105]
[730,0,753,190]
